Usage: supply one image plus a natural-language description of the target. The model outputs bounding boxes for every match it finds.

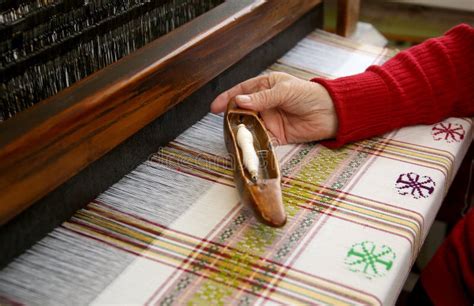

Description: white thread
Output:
[0,113,227,305]
[236,124,259,181]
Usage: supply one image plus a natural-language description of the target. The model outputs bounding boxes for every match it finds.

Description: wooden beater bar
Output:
[0,0,321,224]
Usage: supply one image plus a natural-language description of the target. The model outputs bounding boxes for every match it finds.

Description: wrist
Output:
[311,72,393,148]
[315,82,338,139]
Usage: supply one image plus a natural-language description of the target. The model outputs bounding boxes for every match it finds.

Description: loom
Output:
[2,2,473,304]
[0,0,363,269]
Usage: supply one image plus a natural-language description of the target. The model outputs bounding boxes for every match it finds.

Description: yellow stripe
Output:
[349,142,452,179]
[73,205,379,305]
[283,181,421,258]
[284,190,418,256]
[152,155,234,184]
[65,220,354,305]
[285,181,421,235]
[375,144,451,170]
[321,187,423,224]
[386,139,455,160]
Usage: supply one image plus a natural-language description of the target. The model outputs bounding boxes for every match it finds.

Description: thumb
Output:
[235,89,282,112]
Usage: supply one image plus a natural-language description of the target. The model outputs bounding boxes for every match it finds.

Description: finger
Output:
[260,109,288,145]
[234,87,283,112]
[210,75,271,113]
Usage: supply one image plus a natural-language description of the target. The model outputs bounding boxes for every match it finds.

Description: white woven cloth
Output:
[0,30,471,306]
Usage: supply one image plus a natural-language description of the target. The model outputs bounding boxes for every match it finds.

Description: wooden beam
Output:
[337,0,360,37]
[0,0,321,224]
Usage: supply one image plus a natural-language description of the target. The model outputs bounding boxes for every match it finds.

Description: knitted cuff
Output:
[311,71,394,148]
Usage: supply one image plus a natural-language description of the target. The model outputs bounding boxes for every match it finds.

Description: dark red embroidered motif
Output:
[431,122,465,143]
[395,172,436,199]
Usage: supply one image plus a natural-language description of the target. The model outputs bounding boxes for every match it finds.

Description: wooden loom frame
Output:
[0,0,327,224]
[0,0,358,227]
[0,0,364,269]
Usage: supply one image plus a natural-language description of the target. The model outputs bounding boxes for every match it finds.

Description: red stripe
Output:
[282,179,423,228]
[88,201,379,303]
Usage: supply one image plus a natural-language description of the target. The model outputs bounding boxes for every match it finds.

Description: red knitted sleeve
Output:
[312,24,474,148]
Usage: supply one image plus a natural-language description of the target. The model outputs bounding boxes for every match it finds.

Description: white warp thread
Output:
[0,113,227,305]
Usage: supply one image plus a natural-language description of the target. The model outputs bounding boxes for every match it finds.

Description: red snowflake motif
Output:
[395,172,436,199]
[431,122,465,143]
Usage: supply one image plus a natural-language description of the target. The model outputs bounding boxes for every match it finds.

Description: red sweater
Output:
[314,24,474,306]
[314,24,474,148]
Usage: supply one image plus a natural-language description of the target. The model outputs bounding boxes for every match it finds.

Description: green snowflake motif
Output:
[345,241,396,279]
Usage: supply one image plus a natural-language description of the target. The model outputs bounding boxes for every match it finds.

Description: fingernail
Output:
[236,95,251,104]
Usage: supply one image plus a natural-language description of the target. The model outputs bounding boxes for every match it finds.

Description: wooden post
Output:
[337,0,360,37]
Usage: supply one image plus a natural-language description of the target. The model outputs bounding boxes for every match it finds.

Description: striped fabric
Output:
[0,30,471,306]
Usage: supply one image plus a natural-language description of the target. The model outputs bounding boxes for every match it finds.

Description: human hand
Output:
[210,72,338,145]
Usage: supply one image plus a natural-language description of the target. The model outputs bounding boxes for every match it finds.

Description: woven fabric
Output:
[0,30,472,306]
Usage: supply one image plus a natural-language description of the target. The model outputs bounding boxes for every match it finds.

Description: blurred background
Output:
[324,0,474,49]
